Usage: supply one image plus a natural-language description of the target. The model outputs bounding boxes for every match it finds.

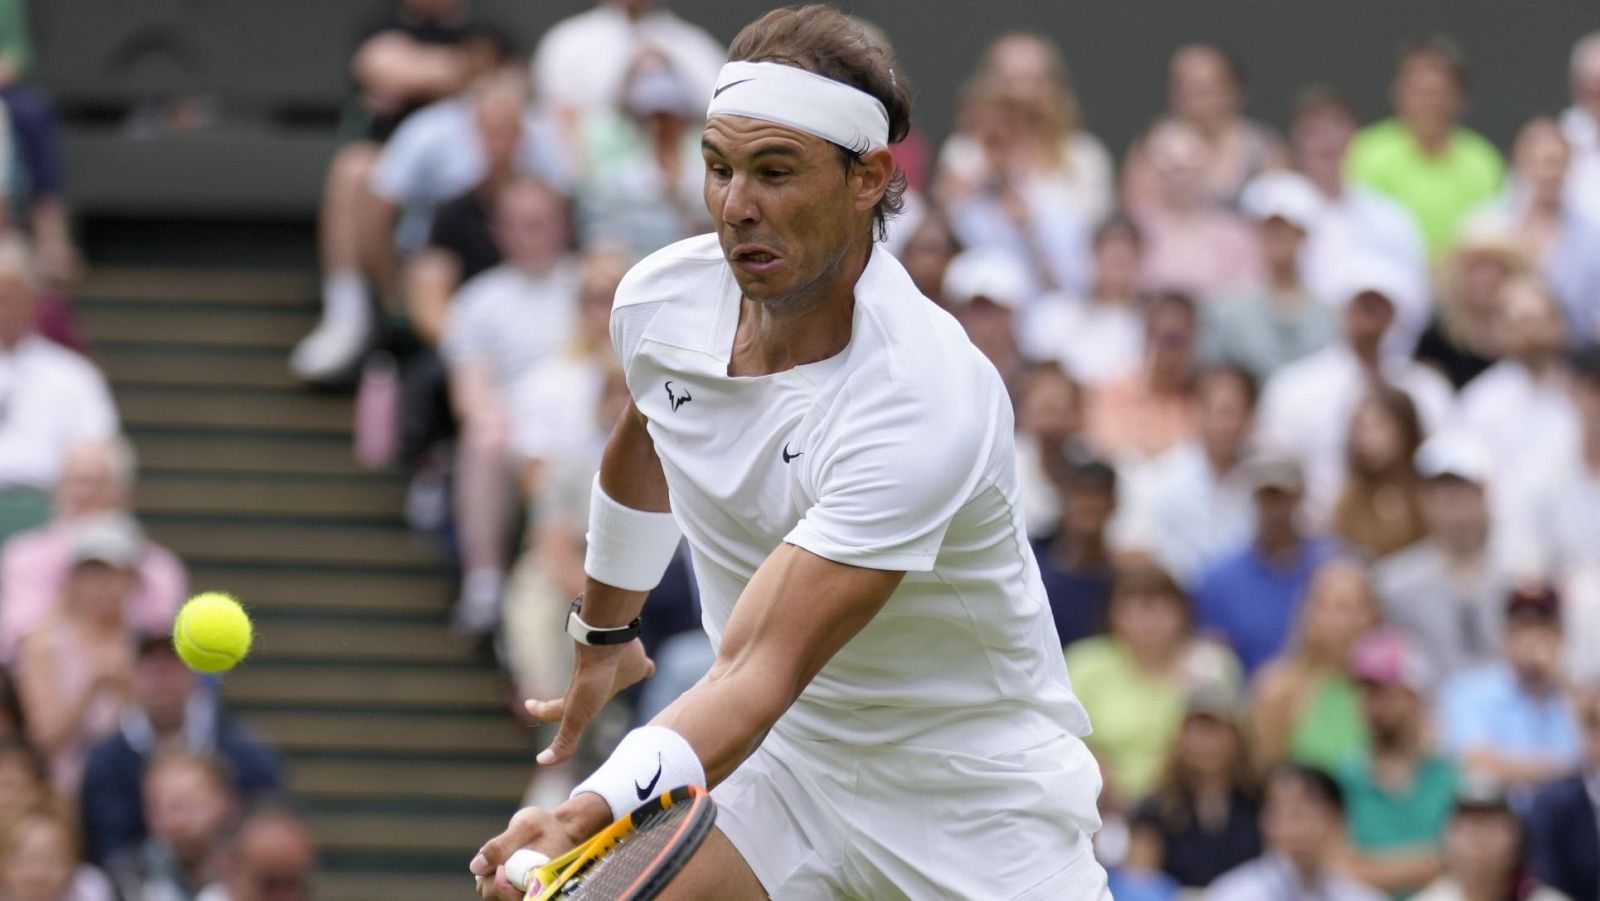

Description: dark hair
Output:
[1109,554,1192,631]
[1396,34,1470,91]
[1092,213,1145,250]
[1197,362,1259,410]
[727,5,913,241]
[1291,84,1357,126]
[1272,763,1345,815]
[1066,459,1117,496]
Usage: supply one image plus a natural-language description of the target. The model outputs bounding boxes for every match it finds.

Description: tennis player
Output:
[471,6,1107,898]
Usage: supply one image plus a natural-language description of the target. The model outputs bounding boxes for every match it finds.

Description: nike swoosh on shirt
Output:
[634,753,664,800]
[713,78,754,98]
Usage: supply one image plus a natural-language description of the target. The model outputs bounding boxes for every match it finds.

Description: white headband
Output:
[706,60,890,152]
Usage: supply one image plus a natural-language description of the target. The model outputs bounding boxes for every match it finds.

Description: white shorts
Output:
[712,728,1108,900]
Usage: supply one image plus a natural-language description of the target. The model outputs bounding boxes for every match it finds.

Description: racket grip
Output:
[505,848,550,894]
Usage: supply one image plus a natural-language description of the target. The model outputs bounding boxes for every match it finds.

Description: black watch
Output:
[565,597,643,647]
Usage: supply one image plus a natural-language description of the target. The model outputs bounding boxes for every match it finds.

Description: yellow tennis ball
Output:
[172,592,253,674]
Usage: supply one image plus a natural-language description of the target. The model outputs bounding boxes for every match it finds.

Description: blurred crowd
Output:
[285,0,1600,898]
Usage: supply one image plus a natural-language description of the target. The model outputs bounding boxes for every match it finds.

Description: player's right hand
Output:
[526,638,655,766]
[471,795,610,899]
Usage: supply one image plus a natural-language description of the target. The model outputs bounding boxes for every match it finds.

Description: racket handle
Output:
[505,848,550,894]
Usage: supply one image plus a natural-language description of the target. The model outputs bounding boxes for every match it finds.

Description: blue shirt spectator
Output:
[1526,774,1600,901]
[81,637,280,865]
[1032,460,1119,647]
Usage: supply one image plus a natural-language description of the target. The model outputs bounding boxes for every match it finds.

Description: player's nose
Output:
[720,173,762,227]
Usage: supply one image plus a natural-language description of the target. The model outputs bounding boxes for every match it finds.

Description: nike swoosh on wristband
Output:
[634,753,664,800]
[713,78,754,98]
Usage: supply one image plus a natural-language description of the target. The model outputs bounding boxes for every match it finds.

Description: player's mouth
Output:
[730,244,783,274]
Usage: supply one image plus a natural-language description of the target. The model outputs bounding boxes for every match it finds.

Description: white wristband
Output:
[570,726,706,821]
[584,475,682,593]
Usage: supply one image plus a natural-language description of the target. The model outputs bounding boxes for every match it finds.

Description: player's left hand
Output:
[525,638,655,766]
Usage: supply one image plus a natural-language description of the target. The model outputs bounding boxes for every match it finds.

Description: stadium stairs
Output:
[73,222,529,900]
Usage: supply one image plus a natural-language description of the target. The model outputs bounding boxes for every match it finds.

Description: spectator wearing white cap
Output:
[1492,117,1600,345]
[1019,216,1147,388]
[17,514,144,796]
[1206,173,1335,381]
[1457,276,1579,485]
[532,0,724,134]
[1134,120,1263,299]
[1256,254,1454,523]
[1339,629,1458,897]
[1277,87,1428,319]
[1562,32,1600,224]
[942,247,1031,392]
[0,238,117,542]
[1374,431,1511,677]
[0,438,185,667]
[1086,292,1203,463]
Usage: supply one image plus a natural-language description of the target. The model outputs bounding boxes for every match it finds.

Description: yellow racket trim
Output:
[525,791,684,901]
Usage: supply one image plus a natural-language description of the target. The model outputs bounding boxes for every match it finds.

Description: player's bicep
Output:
[713,542,904,700]
[596,399,670,513]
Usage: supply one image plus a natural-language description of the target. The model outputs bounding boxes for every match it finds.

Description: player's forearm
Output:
[650,661,795,787]
[579,403,672,628]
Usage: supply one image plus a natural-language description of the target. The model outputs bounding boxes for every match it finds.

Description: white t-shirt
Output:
[0,336,118,491]
[1020,294,1145,387]
[440,261,583,390]
[1456,361,1579,496]
[1117,441,1254,585]
[612,234,1091,750]
[509,354,608,466]
[532,4,724,114]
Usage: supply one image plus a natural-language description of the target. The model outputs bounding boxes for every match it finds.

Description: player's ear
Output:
[850,147,895,214]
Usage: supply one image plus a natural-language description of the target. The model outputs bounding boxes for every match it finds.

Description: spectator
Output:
[1256,255,1453,521]
[367,65,571,265]
[1374,432,1510,676]
[941,248,1030,391]
[1013,363,1090,540]
[1416,777,1570,901]
[935,73,1091,295]
[441,178,582,634]
[0,439,185,666]
[1329,386,1427,560]
[1507,346,1600,578]
[1413,215,1525,390]
[1124,43,1287,214]
[1133,120,1262,298]
[1190,452,1333,674]
[1065,557,1241,806]
[17,517,144,796]
[1345,35,1504,258]
[574,49,711,255]
[897,209,961,304]
[0,805,113,901]
[1021,216,1147,388]
[1496,118,1600,344]
[0,239,118,542]
[291,0,487,383]
[200,807,315,901]
[1124,680,1263,891]
[1563,32,1600,224]
[1119,364,1258,585]
[1085,292,1202,463]
[1277,87,1429,326]
[1210,172,1336,381]
[1525,679,1599,900]
[0,743,47,830]
[532,0,723,133]
[1251,559,1378,772]
[1439,585,1582,795]
[81,636,280,866]
[1205,765,1386,901]
[1033,460,1118,647]
[1338,629,1457,897]
[1457,276,1579,480]
[0,0,81,285]
[106,753,235,901]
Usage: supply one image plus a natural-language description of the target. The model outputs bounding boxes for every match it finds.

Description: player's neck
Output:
[728,242,870,377]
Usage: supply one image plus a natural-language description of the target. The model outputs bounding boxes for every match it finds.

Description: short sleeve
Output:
[784,386,990,573]
[368,120,429,203]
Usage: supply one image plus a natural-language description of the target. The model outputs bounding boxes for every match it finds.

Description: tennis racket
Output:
[505,785,716,901]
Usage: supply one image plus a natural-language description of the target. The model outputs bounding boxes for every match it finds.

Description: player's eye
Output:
[761,169,790,181]
[706,163,731,179]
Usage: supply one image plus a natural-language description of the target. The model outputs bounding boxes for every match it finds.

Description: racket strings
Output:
[556,802,693,898]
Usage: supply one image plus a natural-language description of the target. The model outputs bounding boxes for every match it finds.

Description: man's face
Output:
[134,650,197,733]
[228,821,315,901]
[1147,301,1197,370]
[1504,618,1562,688]
[702,116,878,310]
[1258,217,1305,270]
[1292,110,1355,176]
[1393,56,1464,130]
[474,90,524,173]
[1092,233,1141,297]
[1063,484,1114,543]
[1018,372,1081,443]
[1444,810,1520,880]
[1169,47,1238,125]
[1513,126,1570,199]
[1359,679,1420,747]
[1263,776,1339,864]
[1343,291,1396,348]
[1253,487,1301,540]
[492,184,568,269]
[66,562,135,626]
[147,765,231,862]
[1500,283,1566,361]
[1420,477,1488,546]
[900,218,957,302]
[56,446,125,518]
[956,299,1017,372]
[1196,375,1252,460]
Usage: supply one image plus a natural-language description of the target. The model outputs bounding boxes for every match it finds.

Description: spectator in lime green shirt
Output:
[1345,35,1504,258]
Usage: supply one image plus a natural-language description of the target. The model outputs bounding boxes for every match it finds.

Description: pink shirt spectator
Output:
[1138,209,1262,298]
[1086,370,1200,462]
[0,523,185,663]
